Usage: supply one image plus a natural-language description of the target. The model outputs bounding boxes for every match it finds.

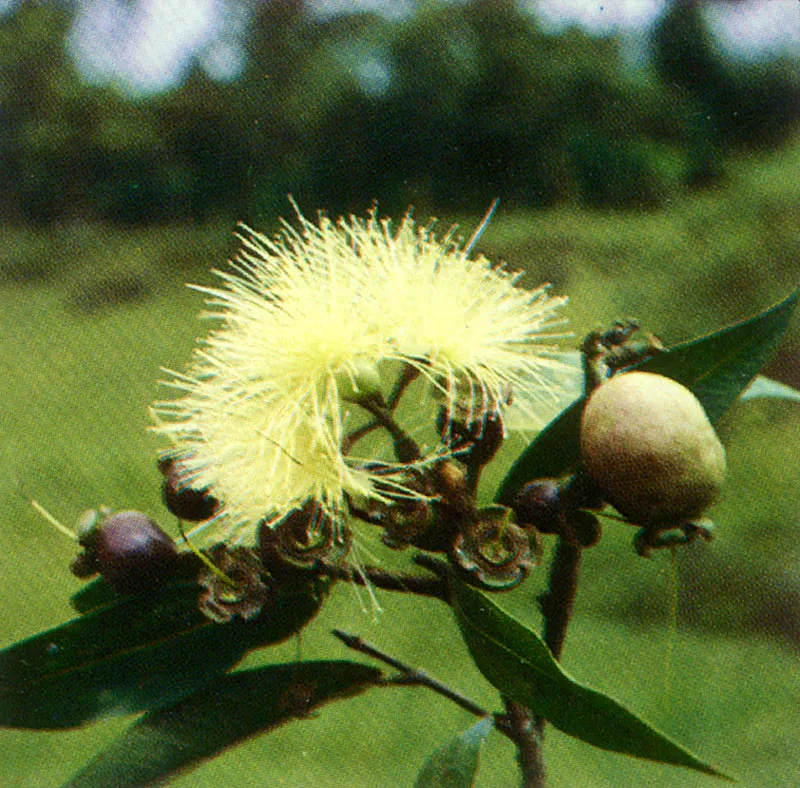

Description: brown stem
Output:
[334,629,535,749]
[538,537,582,660]
[504,698,547,788]
[464,458,483,499]
[333,629,493,722]
[527,535,583,784]
[341,418,379,455]
[359,397,421,463]
[388,364,420,410]
[342,366,422,455]
[324,561,449,601]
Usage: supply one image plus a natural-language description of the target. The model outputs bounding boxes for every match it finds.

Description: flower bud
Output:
[580,372,726,528]
[259,503,350,574]
[565,510,602,548]
[198,545,268,623]
[438,405,505,467]
[69,550,100,579]
[451,505,532,589]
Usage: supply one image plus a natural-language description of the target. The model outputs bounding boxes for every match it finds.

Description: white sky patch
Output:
[67,0,247,94]
[706,0,800,60]
[530,0,667,35]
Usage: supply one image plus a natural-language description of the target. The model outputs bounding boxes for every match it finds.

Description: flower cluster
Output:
[152,204,568,545]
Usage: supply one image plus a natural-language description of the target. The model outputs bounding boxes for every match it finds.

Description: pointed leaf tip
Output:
[415,717,494,788]
[451,580,733,780]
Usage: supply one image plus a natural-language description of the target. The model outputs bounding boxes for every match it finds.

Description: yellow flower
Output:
[347,211,570,430]
[152,204,567,544]
[153,210,399,541]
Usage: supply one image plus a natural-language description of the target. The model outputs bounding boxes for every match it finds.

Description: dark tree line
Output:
[2,0,799,225]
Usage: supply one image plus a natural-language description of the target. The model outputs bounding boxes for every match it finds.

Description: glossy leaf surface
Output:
[452,580,731,780]
[1,579,325,729]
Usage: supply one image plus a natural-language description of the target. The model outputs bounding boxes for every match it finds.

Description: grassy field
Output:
[1,142,799,786]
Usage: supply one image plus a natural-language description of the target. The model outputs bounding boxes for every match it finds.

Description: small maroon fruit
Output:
[96,511,179,594]
[160,458,219,522]
[513,478,562,534]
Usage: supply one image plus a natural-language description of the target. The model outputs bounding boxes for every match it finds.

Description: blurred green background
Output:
[1,1,799,786]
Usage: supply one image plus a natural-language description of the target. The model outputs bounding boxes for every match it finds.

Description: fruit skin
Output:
[95,511,180,594]
[513,478,562,533]
[579,372,726,528]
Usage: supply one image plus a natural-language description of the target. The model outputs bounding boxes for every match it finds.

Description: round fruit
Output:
[96,511,180,594]
[513,478,562,533]
[579,372,725,528]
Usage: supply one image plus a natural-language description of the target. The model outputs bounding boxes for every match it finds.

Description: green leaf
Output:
[634,287,799,424]
[1,579,325,729]
[61,661,381,788]
[69,576,129,615]
[69,553,202,615]
[496,288,799,505]
[503,352,584,433]
[415,717,493,788]
[739,375,800,403]
[451,580,731,780]
[495,400,584,507]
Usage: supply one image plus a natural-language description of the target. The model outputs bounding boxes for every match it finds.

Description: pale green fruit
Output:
[580,372,726,528]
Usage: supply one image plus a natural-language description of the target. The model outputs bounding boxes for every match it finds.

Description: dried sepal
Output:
[451,505,532,590]
[198,546,269,623]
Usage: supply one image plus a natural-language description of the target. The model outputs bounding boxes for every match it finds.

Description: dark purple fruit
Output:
[96,511,179,594]
[513,478,562,534]
[160,459,218,522]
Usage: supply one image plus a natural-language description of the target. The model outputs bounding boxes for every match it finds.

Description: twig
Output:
[527,535,583,786]
[342,419,379,455]
[463,457,483,499]
[388,364,420,410]
[323,562,449,601]
[341,365,421,455]
[538,537,582,660]
[412,552,450,578]
[358,397,421,463]
[333,629,499,727]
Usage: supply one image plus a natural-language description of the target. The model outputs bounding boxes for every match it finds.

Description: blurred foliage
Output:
[651,0,800,186]
[1,0,799,225]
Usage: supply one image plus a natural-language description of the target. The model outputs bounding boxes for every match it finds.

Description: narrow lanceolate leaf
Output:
[61,661,381,788]
[739,375,800,403]
[496,287,799,505]
[0,580,325,729]
[415,717,494,788]
[451,580,731,780]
